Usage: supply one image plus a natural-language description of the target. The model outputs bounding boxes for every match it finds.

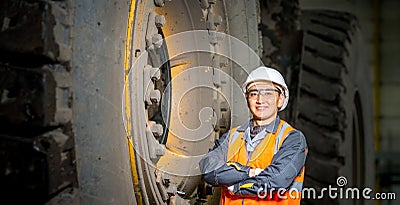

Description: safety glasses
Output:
[246,88,282,100]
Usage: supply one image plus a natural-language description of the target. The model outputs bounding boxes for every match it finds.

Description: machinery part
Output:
[297,10,374,205]
[148,0,231,203]
[150,0,267,203]
[125,1,172,204]
[0,0,79,204]
[0,0,256,204]
[259,0,301,67]
[0,0,72,66]
[155,15,166,28]
[155,0,165,7]
[71,0,137,204]
[125,0,228,204]
[0,128,78,205]
[0,0,375,205]
[0,0,141,204]
[225,0,262,127]
[258,0,303,122]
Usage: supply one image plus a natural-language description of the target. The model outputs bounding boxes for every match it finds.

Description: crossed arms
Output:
[199,130,307,197]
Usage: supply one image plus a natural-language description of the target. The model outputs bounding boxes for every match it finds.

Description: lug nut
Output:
[150,89,161,104]
[200,0,209,9]
[144,65,161,80]
[152,33,163,48]
[155,0,165,7]
[149,121,164,137]
[214,15,222,26]
[155,15,166,27]
[206,12,222,31]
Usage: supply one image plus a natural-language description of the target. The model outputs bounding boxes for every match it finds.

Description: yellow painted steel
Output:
[124,0,142,203]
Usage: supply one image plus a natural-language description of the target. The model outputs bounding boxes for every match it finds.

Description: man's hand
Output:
[249,168,255,177]
[248,168,263,177]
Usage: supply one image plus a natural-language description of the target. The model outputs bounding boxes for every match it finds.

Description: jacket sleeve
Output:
[231,130,307,197]
[199,132,251,187]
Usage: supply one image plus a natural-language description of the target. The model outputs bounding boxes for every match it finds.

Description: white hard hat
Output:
[242,66,289,111]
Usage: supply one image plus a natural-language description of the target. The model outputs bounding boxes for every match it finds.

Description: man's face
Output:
[246,82,285,123]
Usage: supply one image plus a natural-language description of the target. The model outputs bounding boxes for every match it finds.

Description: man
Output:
[199,66,308,204]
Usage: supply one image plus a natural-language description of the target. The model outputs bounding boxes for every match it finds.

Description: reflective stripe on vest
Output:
[222,119,305,205]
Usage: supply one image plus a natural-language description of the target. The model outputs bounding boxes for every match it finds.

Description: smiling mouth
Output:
[256,106,268,110]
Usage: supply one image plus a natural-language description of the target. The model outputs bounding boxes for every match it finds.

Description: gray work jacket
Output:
[199,116,308,196]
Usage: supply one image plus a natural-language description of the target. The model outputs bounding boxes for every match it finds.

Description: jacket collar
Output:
[236,116,280,133]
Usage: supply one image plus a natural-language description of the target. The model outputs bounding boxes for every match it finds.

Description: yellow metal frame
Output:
[124,0,143,204]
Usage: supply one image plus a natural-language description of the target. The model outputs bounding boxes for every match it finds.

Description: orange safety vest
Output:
[221,120,305,205]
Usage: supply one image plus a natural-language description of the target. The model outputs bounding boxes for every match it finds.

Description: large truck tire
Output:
[0,1,374,205]
[258,2,374,203]
[0,0,136,204]
[0,0,257,204]
[297,10,374,205]
[72,1,137,204]
[129,0,265,203]
[258,0,304,123]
